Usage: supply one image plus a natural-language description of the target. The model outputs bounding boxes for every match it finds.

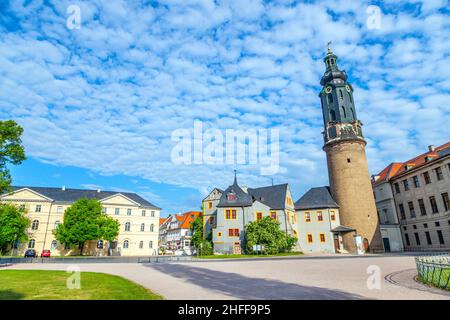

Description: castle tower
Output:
[319,47,384,253]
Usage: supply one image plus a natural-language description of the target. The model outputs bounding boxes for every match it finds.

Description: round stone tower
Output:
[319,47,384,253]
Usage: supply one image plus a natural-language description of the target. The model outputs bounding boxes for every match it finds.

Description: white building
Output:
[159,211,201,255]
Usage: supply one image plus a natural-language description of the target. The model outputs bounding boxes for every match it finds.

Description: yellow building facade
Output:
[0,186,161,257]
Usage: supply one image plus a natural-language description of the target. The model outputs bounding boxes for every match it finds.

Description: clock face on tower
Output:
[345,84,351,92]
[325,86,332,94]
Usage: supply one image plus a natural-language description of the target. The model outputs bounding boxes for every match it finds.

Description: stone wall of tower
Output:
[324,140,384,253]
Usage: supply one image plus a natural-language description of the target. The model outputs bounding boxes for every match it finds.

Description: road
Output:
[3,254,450,300]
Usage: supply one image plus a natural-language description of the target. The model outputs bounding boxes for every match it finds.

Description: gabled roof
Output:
[294,186,339,210]
[247,184,288,210]
[7,186,161,209]
[217,175,253,207]
[159,217,168,226]
[179,211,201,229]
[372,162,402,186]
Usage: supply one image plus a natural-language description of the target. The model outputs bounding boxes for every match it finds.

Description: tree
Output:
[0,120,26,194]
[245,216,298,254]
[54,198,119,255]
[0,203,30,255]
[98,214,120,255]
[190,214,213,255]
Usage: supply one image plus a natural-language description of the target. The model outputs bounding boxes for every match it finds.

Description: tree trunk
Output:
[79,242,84,256]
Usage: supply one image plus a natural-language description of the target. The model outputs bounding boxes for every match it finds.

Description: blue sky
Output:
[1,0,449,216]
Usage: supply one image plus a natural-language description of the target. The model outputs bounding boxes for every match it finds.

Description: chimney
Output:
[428,145,436,152]
[62,186,66,191]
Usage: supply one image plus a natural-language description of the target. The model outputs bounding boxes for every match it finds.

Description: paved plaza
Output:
[4,254,450,300]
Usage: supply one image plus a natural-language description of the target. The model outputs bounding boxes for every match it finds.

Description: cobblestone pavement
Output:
[3,254,450,300]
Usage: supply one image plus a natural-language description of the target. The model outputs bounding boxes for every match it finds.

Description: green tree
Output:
[0,120,26,194]
[0,203,30,255]
[190,214,213,255]
[54,198,119,255]
[245,216,298,254]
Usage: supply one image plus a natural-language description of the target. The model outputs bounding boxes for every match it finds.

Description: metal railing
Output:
[415,254,450,290]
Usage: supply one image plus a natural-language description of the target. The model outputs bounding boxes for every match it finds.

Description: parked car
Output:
[41,250,51,258]
[24,249,37,258]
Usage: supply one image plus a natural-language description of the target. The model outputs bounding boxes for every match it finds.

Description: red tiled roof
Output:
[179,211,202,229]
[374,142,450,183]
[159,217,168,226]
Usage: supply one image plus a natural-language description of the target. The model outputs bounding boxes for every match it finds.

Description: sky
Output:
[0,0,449,216]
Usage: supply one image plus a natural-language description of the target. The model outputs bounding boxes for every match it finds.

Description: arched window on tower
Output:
[329,110,336,121]
[351,108,356,120]
[340,106,347,119]
[339,90,343,99]
[348,91,353,103]
[327,93,333,104]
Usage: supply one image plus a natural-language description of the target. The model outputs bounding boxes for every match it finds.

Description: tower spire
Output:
[233,169,237,185]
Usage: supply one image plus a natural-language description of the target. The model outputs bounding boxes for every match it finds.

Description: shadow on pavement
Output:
[146,263,366,300]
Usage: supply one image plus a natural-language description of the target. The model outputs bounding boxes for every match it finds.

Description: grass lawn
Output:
[198,252,303,259]
[0,270,164,300]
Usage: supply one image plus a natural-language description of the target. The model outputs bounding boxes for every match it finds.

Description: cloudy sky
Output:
[0,0,449,215]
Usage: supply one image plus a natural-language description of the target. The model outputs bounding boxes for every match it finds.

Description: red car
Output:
[41,250,51,258]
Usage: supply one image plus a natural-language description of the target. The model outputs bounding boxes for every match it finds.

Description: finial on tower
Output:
[233,169,237,185]
[327,41,332,54]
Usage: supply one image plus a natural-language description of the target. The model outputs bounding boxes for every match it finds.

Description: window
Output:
[408,201,416,218]
[217,232,222,237]
[418,199,427,216]
[57,206,64,214]
[434,167,443,181]
[139,241,143,249]
[403,179,410,191]
[404,233,410,246]
[413,225,417,229]
[127,208,132,216]
[149,241,153,248]
[256,212,263,221]
[423,223,428,228]
[429,196,439,214]
[441,193,449,211]
[19,204,25,211]
[151,211,155,217]
[348,91,353,103]
[208,202,212,209]
[413,176,420,188]
[142,210,146,217]
[115,208,120,215]
[209,216,215,224]
[414,233,420,246]
[140,223,145,232]
[110,241,117,250]
[425,231,432,245]
[28,239,35,249]
[305,212,311,222]
[31,220,39,230]
[319,234,326,243]
[51,240,57,250]
[123,240,129,249]
[437,230,445,245]
[435,221,440,227]
[399,204,406,220]
[54,221,60,229]
[228,229,239,237]
[341,106,347,118]
[329,110,336,121]
[307,234,313,243]
[125,222,131,232]
[394,183,400,194]
[150,224,154,232]
[423,171,431,184]
[227,192,237,201]
[270,211,277,220]
[330,211,336,221]
[327,93,333,104]
[225,209,237,220]
[317,211,323,221]
[101,207,107,214]
[35,205,41,212]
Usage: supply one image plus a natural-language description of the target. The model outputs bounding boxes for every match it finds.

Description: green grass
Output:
[417,268,450,291]
[198,252,303,259]
[0,270,164,300]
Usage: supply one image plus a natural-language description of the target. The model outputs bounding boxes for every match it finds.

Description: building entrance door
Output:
[383,238,391,252]
[333,235,340,253]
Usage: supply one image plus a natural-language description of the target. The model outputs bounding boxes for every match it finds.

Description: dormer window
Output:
[227,192,237,201]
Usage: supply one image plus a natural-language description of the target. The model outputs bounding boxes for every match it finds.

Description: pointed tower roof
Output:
[320,44,347,86]
[216,172,253,207]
